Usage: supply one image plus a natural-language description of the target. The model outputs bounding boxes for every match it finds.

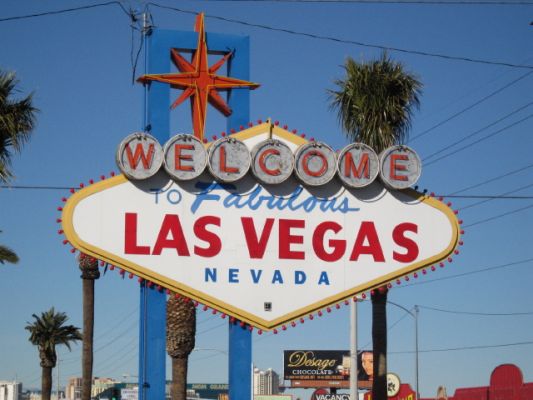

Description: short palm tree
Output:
[78,254,100,400]
[26,308,82,400]
[329,53,422,400]
[166,296,196,400]
[0,70,37,183]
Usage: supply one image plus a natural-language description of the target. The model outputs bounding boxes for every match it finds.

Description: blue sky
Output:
[1,0,532,398]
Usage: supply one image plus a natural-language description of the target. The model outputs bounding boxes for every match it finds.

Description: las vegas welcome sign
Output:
[62,123,460,330]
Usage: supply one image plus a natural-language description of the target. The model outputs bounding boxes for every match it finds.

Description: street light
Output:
[387,301,419,400]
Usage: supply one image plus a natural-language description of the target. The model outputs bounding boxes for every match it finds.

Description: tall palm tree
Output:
[26,308,82,400]
[78,254,100,400]
[329,54,422,400]
[0,231,18,265]
[1,70,37,266]
[0,70,37,183]
[166,296,196,400]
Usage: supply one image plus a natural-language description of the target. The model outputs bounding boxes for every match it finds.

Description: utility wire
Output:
[191,0,533,3]
[390,340,533,354]
[459,182,533,211]
[3,184,532,200]
[450,162,533,195]
[147,2,533,70]
[418,305,533,316]
[464,202,533,228]
[397,257,533,288]
[0,1,129,22]
[411,71,533,143]
[424,112,533,167]
[422,100,533,162]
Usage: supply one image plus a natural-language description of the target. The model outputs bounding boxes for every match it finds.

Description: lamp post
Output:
[387,301,419,400]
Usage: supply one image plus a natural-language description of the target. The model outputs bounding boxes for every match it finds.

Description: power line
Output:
[390,340,533,354]
[147,2,533,69]
[0,1,129,22]
[410,71,533,143]
[422,100,533,162]
[190,0,533,3]
[424,112,533,167]
[449,162,533,195]
[464,202,533,228]
[397,257,533,288]
[418,304,533,316]
[3,184,532,200]
[458,182,533,211]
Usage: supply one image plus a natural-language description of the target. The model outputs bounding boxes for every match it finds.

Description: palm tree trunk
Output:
[82,278,95,400]
[171,357,188,400]
[79,255,100,400]
[371,287,388,400]
[42,366,53,400]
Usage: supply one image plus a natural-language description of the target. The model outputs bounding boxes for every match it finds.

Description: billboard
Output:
[284,350,373,383]
[62,123,460,330]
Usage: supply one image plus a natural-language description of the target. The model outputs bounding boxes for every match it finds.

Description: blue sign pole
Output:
[226,36,253,400]
[139,26,253,400]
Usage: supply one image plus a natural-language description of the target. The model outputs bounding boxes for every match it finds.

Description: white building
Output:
[0,381,22,400]
[253,368,280,395]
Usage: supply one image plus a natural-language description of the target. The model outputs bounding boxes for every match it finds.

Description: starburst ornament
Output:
[138,13,260,141]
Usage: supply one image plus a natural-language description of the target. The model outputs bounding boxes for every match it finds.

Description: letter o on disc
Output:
[379,145,421,189]
[251,140,294,185]
[336,143,379,188]
[163,134,207,180]
[208,137,251,182]
[294,142,337,186]
[116,132,164,180]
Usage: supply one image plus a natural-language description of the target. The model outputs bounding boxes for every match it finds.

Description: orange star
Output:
[138,13,260,141]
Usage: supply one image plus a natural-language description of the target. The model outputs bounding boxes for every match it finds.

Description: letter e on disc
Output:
[379,145,421,189]
[163,134,207,180]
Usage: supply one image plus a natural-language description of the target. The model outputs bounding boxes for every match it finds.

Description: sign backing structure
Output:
[62,123,460,330]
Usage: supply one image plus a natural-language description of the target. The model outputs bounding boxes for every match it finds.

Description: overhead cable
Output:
[450,162,533,195]
[0,1,129,22]
[397,257,533,288]
[422,100,533,161]
[424,112,533,167]
[147,2,533,70]
[411,70,533,143]
[418,304,533,316]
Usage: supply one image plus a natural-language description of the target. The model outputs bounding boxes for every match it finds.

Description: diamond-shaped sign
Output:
[62,124,460,330]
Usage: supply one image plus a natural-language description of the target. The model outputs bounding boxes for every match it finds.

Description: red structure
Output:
[427,364,533,400]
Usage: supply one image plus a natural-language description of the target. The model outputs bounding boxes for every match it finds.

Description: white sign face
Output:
[64,124,459,330]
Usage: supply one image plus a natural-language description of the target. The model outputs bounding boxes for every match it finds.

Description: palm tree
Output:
[166,296,196,400]
[78,254,100,400]
[0,231,18,265]
[26,308,82,400]
[1,70,37,266]
[329,53,422,400]
[0,70,37,183]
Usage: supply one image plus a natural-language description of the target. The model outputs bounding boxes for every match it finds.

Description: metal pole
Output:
[386,301,419,400]
[414,305,419,400]
[350,301,358,400]
[56,358,59,400]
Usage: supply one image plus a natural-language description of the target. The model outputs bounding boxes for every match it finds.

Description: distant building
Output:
[91,378,117,399]
[66,378,82,400]
[0,381,22,400]
[253,368,280,395]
